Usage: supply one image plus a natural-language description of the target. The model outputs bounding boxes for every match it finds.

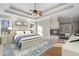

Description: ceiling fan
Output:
[29,3,43,16]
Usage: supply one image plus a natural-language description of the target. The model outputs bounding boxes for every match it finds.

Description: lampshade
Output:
[8,27,12,30]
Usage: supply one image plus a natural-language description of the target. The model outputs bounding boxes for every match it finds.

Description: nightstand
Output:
[0,35,13,45]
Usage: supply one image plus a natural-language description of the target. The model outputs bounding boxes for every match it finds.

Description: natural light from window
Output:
[37,25,43,36]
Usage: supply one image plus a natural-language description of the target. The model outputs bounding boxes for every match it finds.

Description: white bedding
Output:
[14,34,41,45]
[19,35,41,43]
[14,34,34,40]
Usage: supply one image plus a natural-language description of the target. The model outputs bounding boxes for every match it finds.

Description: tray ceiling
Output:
[0,3,74,19]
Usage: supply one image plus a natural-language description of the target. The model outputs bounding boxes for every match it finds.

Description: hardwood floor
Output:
[40,38,64,56]
[41,47,62,56]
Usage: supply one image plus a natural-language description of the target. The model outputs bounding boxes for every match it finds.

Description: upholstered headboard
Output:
[15,30,31,35]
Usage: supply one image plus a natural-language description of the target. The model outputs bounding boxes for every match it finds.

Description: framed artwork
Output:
[15,21,28,26]
[30,24,34,28]
[23,22,28,26]
[15,21,22,26]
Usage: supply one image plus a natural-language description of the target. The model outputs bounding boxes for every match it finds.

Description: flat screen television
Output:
[50,29,59,35]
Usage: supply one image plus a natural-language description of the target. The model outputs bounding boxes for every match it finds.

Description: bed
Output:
[62,35,79,56]
[14,31,42,49]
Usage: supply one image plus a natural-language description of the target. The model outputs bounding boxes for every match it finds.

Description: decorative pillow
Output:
[25,31,30,34]
[15,31,24,35]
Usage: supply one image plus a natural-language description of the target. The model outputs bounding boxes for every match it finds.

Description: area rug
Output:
[2,41,52,56]
[2,44,14,56]
[14,41,53,56]
[30,42,52,56]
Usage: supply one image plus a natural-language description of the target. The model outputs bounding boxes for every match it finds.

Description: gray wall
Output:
[58,16,79,34]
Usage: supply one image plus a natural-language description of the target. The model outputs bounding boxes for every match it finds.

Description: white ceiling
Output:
[0,3,59,12]
[0,3,79,20]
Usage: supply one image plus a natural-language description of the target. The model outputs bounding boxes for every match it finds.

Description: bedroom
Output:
[0,3,79,56]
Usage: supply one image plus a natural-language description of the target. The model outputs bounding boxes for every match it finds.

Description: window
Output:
[1,19,10,34]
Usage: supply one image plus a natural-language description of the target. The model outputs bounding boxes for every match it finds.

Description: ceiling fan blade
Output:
[36,10,42,12]
[37,11,43,16]
[29,9,33,12]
